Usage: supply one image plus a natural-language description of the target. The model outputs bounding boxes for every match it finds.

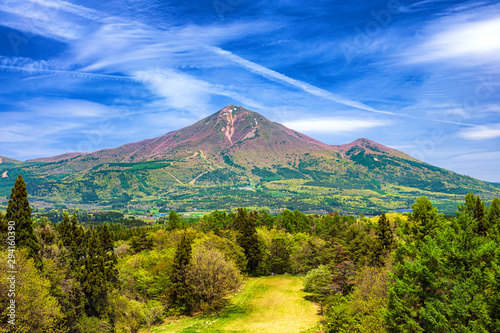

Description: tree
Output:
[79,226,118,318]
[142,300,164,332]
[167,210,183,231]
[234,208,262,275]
[186,246,242,312]
[130,231,154,253]
[385,195,499,332]
[405,196,445,248]
[371,212,393,266]
[268,233,291,274]
[0,249,64,332]
[488,197,500,239]
[3,174,41,267]
[168,232,195,313]
[324,266,389,333]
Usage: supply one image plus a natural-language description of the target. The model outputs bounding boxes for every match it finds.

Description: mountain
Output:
[1,105,499,214]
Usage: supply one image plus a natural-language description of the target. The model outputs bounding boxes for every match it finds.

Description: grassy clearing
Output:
[147,275,322,333]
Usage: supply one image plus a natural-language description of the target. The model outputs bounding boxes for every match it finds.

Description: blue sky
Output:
[0,0,499,182]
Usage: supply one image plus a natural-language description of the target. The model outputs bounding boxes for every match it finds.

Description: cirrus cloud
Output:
[282,117,391,134]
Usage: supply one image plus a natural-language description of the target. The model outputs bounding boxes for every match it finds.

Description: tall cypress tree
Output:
[168,232,195,313]
[80,227,118,318]
[234,208,262,275]
[4,174,41,267]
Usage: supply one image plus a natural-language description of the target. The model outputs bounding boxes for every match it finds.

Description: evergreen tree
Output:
[488,197,500,239]
[234,208,262,275]
[385,195,498,332]
[81,227,118,317]
[406,196,444,247]
[473,195,487,235]
[129,231,154,253]
[371,212,393,266]
[167,210,183,231]
[4,174,41,267]
[57,212,72,247]
[458,193,488,235]
[168,232,195,313]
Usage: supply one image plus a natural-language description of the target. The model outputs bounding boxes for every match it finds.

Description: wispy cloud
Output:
[26,0,103,21]
[403,6,500,66]
[0,0,91,40]
[134,68,266,114]
[209,46,395,115]
[282,117,390,134]
[458,124,500,140]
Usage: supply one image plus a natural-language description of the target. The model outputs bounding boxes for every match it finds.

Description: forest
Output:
[0,174,499,332]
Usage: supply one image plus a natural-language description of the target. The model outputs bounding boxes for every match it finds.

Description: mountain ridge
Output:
[0,105,498,214]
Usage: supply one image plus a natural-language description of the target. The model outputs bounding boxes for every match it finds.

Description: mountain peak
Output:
[335,138,415,161]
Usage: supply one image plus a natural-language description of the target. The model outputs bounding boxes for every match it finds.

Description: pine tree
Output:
[458,193,488,235]
[168,232,195,313]
[234,208,262,275]
[4,174,41,267]
[167,210,183,231]
[80,227,118,318]
[129,231,154,253]
[407,196,444,247]
[371,212,393,266]
[386,197,445,332]
[385,195,498,332]
[57,212,72,247]
[488,197,500,240]
[473,195,487,235]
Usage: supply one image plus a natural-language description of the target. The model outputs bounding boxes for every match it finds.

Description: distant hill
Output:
[27,152,88,163]
[1,105,498,214]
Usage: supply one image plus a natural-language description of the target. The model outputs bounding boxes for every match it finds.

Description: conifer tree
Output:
[234,208,262,275]
[473,195,487,235]
[57,212,71,247]
[458,193,488,235]
[167,210,183,231]
[488,197,500,239]
[386,195,498,332]
[129,231,154,253]
[80,227,118,317]
[168,232,195,313]
[371,212,393,266]
[4,174,41,267]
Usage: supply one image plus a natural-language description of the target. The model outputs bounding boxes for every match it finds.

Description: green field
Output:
[148,276,321,333]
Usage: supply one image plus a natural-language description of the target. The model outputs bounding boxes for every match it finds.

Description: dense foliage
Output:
[0,175,499,332]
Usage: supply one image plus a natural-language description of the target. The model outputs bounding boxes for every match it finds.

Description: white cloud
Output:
[0,0,88,40]
[459,124,500,140]
[282,117,390,134]
[26,99,120,118]
[134,68,266,114]
[26,0,102,21]
[404,10,500,65]
[134,69,213,112]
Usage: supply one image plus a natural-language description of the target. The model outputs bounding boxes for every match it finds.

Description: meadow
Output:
[147,276,321,333]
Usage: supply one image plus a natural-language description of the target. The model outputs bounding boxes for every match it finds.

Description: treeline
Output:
[0,174,499,332]
[303,194,500,332]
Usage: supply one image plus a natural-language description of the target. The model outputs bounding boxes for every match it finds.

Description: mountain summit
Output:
[0,105,498,214]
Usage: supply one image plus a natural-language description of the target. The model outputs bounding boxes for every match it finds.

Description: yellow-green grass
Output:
[147,275,321,333]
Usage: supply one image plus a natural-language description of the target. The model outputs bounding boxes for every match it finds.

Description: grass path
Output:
[148,275,321,333]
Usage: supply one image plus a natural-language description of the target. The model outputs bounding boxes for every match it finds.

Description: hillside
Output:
[0,105,499,214]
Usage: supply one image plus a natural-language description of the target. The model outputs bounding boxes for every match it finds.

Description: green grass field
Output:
[147,275,322,333]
